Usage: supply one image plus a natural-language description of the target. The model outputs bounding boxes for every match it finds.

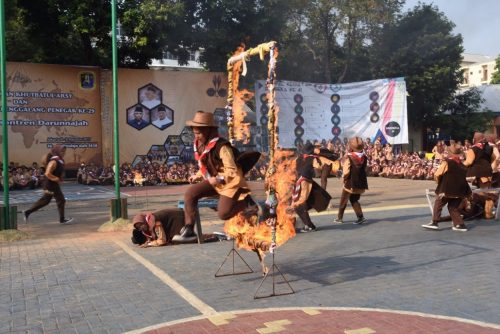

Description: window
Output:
[462,69,469,85]
[482,65,488,81]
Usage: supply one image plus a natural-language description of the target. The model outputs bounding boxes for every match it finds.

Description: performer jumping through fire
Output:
[332,137,369,225]
[289,142,333,232]
[173,111,260,242]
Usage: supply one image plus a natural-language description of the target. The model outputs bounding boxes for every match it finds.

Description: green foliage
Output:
[370,4,464,128]
[279,0,402,83]
[436,87,492,141]
[491,56,500,84]
[7,0,190,68]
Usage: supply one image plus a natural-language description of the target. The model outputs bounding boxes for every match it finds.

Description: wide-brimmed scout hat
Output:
[448,143,462,155]
[186,111,217,127]
[349,137,364,152]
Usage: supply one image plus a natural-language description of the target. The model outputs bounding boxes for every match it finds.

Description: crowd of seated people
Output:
[0,162,45,191]
[5,135,497,190]
[76,159,199,186]
[299,136,497,181]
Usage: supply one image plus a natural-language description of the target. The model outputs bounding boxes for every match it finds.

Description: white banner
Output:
[255,77,408,148]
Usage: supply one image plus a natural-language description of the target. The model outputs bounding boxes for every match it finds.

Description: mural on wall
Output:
[117,70,228,164]
[127,83,175,131]
[1,62,103,169]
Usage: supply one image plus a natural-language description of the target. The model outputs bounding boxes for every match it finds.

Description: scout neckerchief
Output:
[194,137,220,179]
[348,151,365,165]
[473,142,485,150]
[292,176,306,203]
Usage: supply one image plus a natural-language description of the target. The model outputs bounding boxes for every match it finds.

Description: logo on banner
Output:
[385,121,401,137]
[79,72,96,90]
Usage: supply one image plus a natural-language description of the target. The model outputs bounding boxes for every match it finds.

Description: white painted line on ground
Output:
[125,306,500,333]
[113,239,218,321]
[311,203,430,217]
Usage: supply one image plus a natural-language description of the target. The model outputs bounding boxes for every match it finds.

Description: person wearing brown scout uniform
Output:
[332,137,369,225]
[132,208,185,247]
[173,111,260,241]
[23,145,73,224]
[464,132,496,219]
[290,142,332,232]
[422,144,471,231]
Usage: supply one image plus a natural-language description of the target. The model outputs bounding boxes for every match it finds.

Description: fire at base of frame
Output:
[224,151,297,253]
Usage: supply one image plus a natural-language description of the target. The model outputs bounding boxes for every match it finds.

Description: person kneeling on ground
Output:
[422,144,471,232]
[132,208,185,247]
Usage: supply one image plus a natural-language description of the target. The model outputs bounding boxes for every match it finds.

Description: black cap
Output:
[134,106,143,113]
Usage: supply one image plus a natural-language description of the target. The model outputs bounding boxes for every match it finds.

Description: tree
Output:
[436,87,492,141]
[279,0,402,83]
[491,56,500,84]
[370,4,464,129]
[6,0,191,68]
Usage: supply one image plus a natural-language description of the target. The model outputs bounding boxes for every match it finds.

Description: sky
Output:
[403,0,500,57]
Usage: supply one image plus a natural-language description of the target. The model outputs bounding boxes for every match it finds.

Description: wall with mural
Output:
[101,69,227,166]
[1,62,102,170]
[1,62,228,169]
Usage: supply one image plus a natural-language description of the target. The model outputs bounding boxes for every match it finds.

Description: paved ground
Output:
[1,177,499,333]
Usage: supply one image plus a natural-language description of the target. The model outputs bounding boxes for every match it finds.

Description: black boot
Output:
[295,205,317,232]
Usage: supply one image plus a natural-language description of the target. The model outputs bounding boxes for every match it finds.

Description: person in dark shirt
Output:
[332,137,369,225]
[290,142,332,232]
[23,145,73,224]
[422,144,471,231]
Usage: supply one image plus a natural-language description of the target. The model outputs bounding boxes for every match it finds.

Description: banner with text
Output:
[1,62,102,169]
[255,77,408,148]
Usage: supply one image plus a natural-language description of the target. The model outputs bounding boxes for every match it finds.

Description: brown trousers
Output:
[26,184,66,222]
[184,180,247,226]
[432,196,464,227]
[320,163,331,190]
[337,189,363,220]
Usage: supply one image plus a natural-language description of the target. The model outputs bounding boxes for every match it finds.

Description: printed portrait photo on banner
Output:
[127,105,150,130]
[151,105,173,130]
[139,85,162,109]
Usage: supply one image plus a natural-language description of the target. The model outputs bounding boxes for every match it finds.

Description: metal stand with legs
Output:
[215,239,253,277]
[254,216,294,299]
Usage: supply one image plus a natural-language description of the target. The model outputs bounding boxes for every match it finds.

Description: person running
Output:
[23,145,73,224]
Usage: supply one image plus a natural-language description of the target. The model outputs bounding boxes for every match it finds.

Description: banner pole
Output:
[111,0,121,219]
[0,0,10,226]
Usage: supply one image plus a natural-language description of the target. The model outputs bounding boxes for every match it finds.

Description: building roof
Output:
[461,53,496,65]
[459,84,500,112]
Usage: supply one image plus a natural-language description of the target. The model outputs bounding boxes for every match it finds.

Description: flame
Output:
[233,88,254,144]
[228,45,254,144]
[224,150,297,252]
